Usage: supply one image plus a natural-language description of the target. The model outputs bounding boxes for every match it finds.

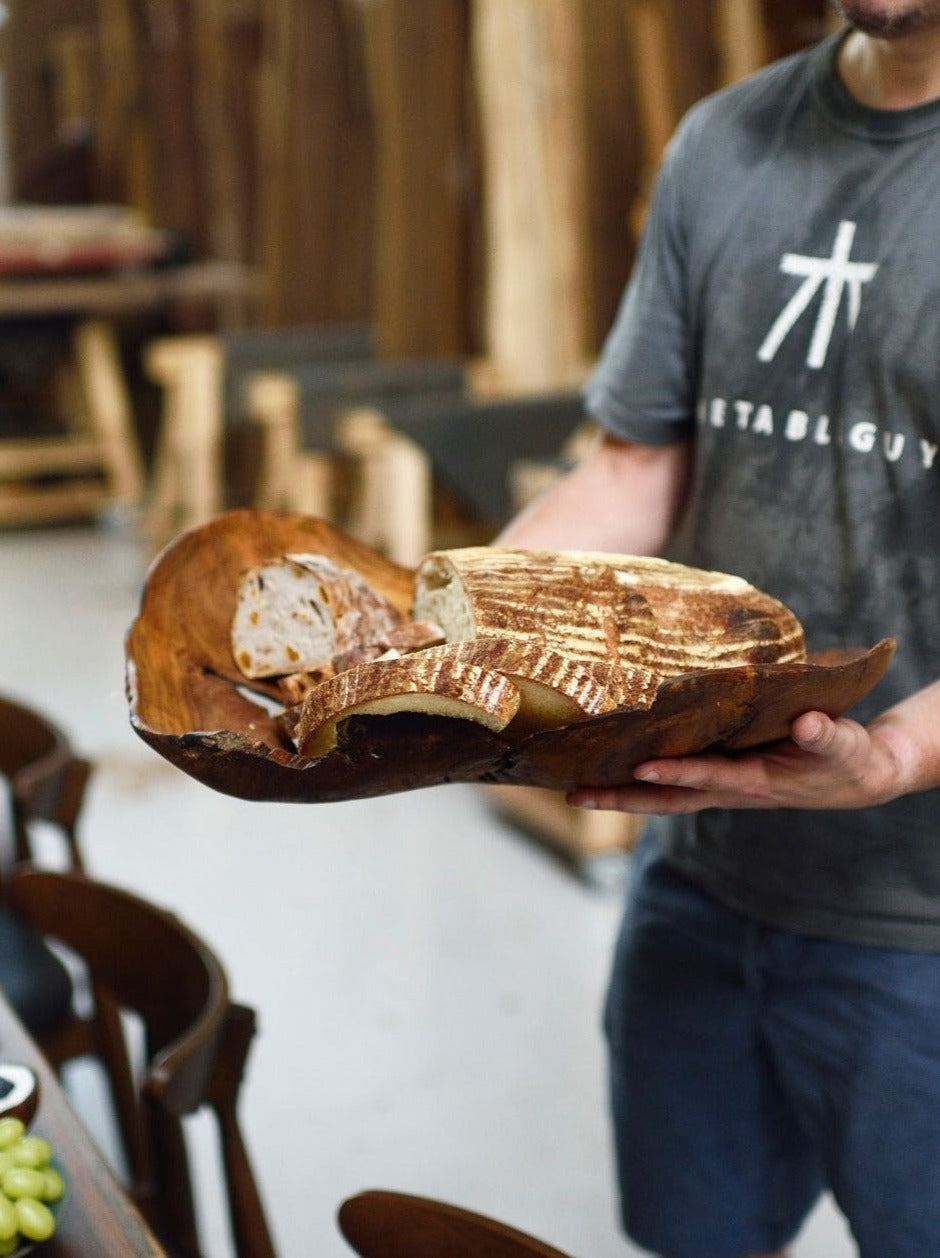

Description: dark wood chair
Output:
[9,867,277,1258]
[337,1190,576,1258]
[0,692,91,1033]
[0,691,90,871]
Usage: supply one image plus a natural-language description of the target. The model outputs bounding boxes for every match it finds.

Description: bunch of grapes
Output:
[0,1117,63,1253]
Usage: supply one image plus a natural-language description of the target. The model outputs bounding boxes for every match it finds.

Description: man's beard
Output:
[830,0,940,35]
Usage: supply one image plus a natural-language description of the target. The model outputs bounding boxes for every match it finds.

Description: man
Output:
[497,4,940,1256]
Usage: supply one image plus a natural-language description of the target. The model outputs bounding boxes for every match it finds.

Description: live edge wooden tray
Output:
[125,510,896,804]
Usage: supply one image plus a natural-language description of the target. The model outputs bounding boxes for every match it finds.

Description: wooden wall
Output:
[2,1,832,379]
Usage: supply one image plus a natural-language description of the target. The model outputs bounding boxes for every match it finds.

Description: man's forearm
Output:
[868,678,940,799]
[494,432,692,556]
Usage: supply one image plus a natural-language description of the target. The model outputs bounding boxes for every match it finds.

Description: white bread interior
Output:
[231,553,403,679]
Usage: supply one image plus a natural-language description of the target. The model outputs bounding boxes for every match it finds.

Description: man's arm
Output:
[495,431,692,555]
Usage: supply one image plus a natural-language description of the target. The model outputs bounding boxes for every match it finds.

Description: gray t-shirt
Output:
[585,33,940,948]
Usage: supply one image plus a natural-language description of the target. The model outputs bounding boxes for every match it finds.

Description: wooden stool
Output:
[0,318,145,526]
[241,355,466,564]
[243,370,332,516]
[335,406,433,566]
[144,335,225,551]
[244,374,436,566]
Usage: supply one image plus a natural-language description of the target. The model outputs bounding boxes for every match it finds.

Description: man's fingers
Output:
[790,712,866,760]
[567,784,716,814]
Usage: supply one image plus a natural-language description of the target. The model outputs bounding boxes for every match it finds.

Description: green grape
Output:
[0,1127,66,1249]
[0,1192,16,1242]
[1,1166,46,1200]
[13,1196,56,1242]
[40,1166,65,1204]
[11,1136,52,1170]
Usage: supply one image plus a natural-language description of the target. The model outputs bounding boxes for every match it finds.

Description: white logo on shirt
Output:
[757,221,878,369]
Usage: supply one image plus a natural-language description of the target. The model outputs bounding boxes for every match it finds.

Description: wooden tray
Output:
[125,510,896,803]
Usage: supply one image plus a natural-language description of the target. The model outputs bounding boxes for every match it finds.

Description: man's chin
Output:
[830,0,940,38]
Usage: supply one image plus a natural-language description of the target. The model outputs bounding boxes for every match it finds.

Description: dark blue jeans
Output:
[605,833,940,1258]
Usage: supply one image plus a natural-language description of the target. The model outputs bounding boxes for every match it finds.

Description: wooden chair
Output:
[338,1190,575,1258]
[9,867,277,1258]
[0,691,90,871]
[0,693,91,1034]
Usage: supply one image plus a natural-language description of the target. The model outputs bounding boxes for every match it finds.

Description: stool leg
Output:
[72,319,146,513]
[245,371,303,510]
[337,407,432,565]
[144,336,224,550]
[246,370,336,518]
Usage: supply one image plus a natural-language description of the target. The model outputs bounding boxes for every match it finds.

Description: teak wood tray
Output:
[125,510,896,804]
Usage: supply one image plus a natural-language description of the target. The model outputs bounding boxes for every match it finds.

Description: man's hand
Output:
[566,710,911,815]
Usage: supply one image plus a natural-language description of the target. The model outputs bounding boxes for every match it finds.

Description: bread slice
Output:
[414,640,661,733]
[291,637,663,758]
[231,553,404,679]
[412,547,805,675]
[293,648,521,759]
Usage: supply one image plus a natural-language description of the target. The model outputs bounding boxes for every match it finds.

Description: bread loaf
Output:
[293,647,521,759]
[412,548,805,674]
[231,553,404,679]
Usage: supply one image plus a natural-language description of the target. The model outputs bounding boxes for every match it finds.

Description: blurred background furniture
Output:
[144,330,465,559]
[338,1189,575,1258]
[0,691,90,1034]
[0,251,254,528]
[11,867,277,1258]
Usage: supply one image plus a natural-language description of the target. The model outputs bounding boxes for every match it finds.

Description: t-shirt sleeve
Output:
[583,119,698,445]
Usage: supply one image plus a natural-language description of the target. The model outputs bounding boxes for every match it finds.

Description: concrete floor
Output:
[0,521,857,1258]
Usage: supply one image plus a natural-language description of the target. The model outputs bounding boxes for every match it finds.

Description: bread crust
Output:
[412,547,805,674]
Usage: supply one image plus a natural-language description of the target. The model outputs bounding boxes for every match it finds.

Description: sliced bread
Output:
[231,552,404,679]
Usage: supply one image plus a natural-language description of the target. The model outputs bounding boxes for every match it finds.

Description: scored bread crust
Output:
[412,548,805,675]
[293,647,522,760]
[231,553,404,679]
[292,639,662,760]
[417,640,661,732]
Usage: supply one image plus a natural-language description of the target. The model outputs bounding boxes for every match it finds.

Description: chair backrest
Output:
[0,694,89,1037]
[337,1190,575,1258]
[9,867,277,1258]
[0,692,91,872]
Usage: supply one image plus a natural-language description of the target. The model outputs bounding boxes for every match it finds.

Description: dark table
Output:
[0,985,168,1257]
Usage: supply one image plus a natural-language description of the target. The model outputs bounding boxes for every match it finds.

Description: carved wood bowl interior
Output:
[125,510,896,804]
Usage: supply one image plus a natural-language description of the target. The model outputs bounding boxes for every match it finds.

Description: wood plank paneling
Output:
[361,0,475,358]
[255,0,374,326]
